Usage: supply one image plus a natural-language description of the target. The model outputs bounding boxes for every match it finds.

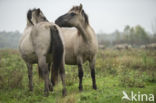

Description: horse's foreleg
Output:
[26,63,33,91]
[38,56,51,96]
[78,63,84,91]
[89,58,97,90]
[59,61,66,96]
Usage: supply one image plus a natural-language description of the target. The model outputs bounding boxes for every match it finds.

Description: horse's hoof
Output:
[49,84,53,91]
[44,91,49,97]
[79,86,83,91]
[29,88,33,91]
[51,80,55,87]
[93,85,97,90]
[62,88,67,97]
[28,85,33,91]
[49,87,53,92]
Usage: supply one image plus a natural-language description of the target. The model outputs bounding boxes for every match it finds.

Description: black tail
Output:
[50,25,64,82]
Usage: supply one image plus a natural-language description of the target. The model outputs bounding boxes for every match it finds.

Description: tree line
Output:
[0,25,156,48]
[0,31,21,48]
[98,25,156,47]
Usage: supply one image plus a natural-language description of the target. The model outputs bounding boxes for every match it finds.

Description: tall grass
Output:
[0,49,155,103]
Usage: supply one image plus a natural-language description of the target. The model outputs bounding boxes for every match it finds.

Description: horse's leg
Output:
[77,57,83,91]
[26,63,33,91]
[38,56,51,96]
[48,63,51,72]
[89,58,97,90]
[51,64,58,86]
[48,63,53,91]
[38,62,52,91]
[59,61,66,96]
[78,63,83,91]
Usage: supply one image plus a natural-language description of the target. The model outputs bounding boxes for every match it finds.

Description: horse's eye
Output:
[70,13,76,16]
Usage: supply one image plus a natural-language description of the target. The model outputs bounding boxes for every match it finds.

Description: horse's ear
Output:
[80,4,83,9]
[36,8,41,15]
[79,3,83,13]
[37,8,40,12]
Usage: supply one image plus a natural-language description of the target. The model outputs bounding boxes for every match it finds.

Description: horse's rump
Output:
[30,22,64,79]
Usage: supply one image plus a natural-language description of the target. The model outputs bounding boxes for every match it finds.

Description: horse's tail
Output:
[50,25,64,84]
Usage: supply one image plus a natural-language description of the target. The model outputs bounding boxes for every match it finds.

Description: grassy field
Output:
[0,49,155,103]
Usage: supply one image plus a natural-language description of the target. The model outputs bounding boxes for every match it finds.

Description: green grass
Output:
[0,49,155,103]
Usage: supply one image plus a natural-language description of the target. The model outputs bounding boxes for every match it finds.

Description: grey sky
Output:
[0,0,156,33]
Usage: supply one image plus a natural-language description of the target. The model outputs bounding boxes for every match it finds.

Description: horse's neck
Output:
[77,24,95,42]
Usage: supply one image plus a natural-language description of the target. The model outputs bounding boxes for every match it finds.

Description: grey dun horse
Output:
[55,4,98,91]
[19,8,66,96]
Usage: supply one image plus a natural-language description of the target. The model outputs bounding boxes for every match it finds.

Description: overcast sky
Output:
[0,0,156,33]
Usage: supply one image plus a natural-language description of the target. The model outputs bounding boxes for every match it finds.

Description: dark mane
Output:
[27,9,33,25]
[82,10,89,24]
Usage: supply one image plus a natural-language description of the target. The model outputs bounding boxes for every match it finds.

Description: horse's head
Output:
[27,8,48,25]
[55,4,89,28]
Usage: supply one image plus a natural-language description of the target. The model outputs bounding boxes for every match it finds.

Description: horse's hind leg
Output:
[48,63,53,91]
[59,61,67,96]
[51,64,59,86]
[26,63,33,91]
[38,56,51,96]
[38,63,53,92]
[89,58,97,90]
